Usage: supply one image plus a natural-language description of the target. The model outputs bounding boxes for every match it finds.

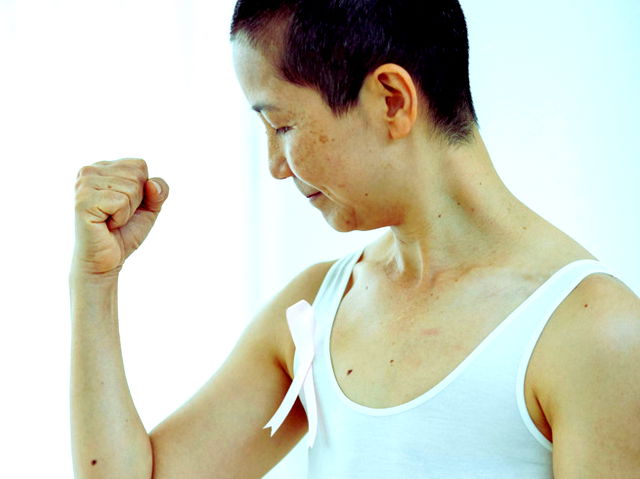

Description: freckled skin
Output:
[232,38,569,311]
[421,328,440,337]
[232,39,405,234]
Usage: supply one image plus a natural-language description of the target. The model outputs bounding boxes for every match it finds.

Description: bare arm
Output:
[148,260,334,478]
[70,158,334,478]
[70,260,332,478]
[70,158,166,478]
[70,274,153,478]
[542,274,640,477]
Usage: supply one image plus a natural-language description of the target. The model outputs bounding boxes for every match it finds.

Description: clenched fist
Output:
[71,158,169,277]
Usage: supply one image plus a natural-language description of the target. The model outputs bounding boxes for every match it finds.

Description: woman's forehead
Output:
[232,40,286,106]
[233,40,326,118]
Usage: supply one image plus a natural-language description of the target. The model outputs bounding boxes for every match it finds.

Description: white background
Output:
[0,0,638,477]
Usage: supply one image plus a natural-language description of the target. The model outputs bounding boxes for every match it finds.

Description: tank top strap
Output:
[311,246,364,348]
[521,259,619,335]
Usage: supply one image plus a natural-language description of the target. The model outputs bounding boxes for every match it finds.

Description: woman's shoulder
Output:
[271,259,339,379]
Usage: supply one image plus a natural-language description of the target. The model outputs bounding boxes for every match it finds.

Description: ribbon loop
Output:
[263,300,318,448]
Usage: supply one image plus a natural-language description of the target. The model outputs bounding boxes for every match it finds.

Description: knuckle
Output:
[77,165,96,178]
[120,175,140,188]
[74,174,91,191]
[118,158,148,179]
[116,157,144,162]
[137,159,149,177]
[118,157,146,167]
[119,176,144,200]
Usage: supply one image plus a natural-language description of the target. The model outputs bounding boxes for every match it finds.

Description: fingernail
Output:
[151,180,162,195]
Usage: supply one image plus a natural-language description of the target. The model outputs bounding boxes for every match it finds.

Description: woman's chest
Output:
[326,272,554,441]
[329,290,517,407]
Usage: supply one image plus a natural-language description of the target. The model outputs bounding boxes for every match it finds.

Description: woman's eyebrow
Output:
[252,103,280,113]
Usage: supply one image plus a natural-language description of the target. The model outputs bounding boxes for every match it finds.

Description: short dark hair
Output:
[230,0,478,145]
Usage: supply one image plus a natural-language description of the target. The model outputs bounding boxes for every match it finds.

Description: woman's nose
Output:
[268,141,294,180]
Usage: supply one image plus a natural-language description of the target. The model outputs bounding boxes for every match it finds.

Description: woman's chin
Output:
[323,209,367,233]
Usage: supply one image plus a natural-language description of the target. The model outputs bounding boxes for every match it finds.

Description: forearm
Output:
[69,274,152,479]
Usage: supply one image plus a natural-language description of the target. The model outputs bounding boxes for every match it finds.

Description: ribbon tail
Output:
[263,357,312,436]
[265,299,317,442]
[303,366,318,448]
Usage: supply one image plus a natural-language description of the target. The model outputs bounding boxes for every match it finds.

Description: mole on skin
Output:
[347,369,353,375]
[91,460,97,466]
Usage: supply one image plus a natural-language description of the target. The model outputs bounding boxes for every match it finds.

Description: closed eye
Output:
[275,126,293,135]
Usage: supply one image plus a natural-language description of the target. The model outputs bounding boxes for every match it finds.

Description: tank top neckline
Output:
[322,250,605,416]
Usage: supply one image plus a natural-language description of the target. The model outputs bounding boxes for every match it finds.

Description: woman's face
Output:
[232,38,402,232]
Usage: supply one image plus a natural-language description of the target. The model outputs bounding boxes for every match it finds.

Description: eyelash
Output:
[275,126,292,135]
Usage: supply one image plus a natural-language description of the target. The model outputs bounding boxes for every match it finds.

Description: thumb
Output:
[142,177,169,213]
[114,177,169,260]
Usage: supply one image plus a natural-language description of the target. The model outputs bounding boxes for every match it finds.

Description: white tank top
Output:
[290,246,619,478]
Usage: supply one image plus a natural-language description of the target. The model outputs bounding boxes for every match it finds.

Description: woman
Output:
[70,1,640,477]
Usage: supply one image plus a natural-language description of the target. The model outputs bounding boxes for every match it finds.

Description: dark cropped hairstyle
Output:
[230,0,478,145]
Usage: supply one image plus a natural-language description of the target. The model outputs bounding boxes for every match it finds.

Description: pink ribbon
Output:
[263,300,318,448]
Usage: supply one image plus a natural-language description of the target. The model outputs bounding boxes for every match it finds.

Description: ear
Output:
[364,64,419,140]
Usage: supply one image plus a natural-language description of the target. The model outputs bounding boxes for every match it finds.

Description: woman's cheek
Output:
[290,130,336,182]
[287,139,315,177]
